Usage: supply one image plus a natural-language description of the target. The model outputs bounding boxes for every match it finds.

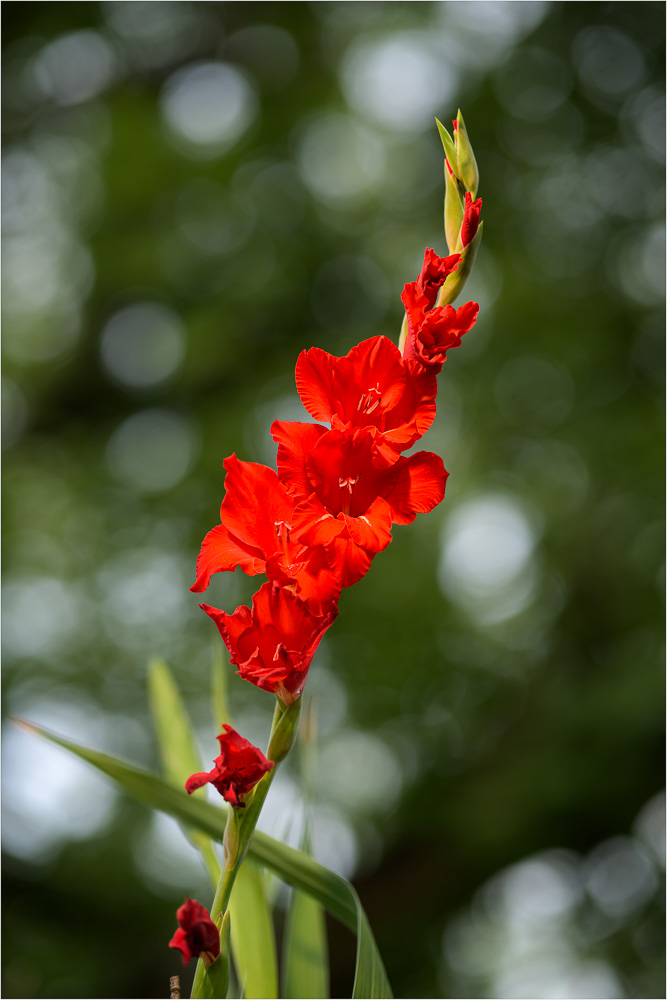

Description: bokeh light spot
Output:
[160,61,258,158]
[585,836,658,917]
[296,113,385,204]
[32,30,117,106]
[341,32,456,132]
[439,494,539,624]
[100,302,186,389]
[106,409,197,493]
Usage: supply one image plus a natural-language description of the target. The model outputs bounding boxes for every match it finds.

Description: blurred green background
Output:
[2,2,664,998]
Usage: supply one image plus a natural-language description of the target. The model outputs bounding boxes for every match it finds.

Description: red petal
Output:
[295,347,337,422]
[185,771,214,794]
[219,454,293,556]
[342,497,393,550]
[191,523,264,593]
[200,602,254,665]
[383,451,448,524]
[272,420,327,499]
[169,927,192,965]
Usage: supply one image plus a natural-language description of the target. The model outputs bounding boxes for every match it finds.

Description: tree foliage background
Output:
[2,3,664,998]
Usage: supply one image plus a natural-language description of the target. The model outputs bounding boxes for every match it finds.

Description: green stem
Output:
[190,697,301,999]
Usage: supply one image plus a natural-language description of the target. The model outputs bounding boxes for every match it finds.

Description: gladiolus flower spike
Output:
[180,113,484,989]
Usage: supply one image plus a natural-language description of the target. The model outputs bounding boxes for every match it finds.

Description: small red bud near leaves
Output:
[169,898,220,967]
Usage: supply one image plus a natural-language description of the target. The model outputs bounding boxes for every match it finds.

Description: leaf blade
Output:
[283,885,329,999]
[229,864,279,999]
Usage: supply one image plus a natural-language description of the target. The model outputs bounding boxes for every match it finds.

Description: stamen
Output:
[273,642,288,663]
[358,384,382,415]
[338,475,359,494]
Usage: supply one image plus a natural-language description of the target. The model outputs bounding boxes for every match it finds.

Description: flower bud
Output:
[169,898,221,967]
[223,801,240,866]
[435,118,460,182]
[438,222,483,306]
[453,110,479,198]
[267,695,302,764]
[457,192,482,251]
[444,159,465,254]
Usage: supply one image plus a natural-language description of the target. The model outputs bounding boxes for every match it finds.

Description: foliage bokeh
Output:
[2,3,664,998]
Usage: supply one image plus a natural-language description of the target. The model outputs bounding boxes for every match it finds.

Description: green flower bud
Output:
[435,117,460,182]
[437,221,483,306]
[222,802,241,866]
[267,696,302,764]
[444,159,465,254]
[454,110,479,199]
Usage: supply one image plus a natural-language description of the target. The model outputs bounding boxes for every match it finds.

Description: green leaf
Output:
[229,864,279,999]
[283,701,329,998]
[18,721,393,999]
[283,884,329,999]
[147,657,220,884]
[148,657,204,784]
[210,642,231,733]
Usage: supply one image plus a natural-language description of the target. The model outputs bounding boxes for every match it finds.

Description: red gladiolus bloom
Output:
[190,455,342,614]
[417,248,461,308]
[272,420,447,586]
[169,898,220,967]
[460,191,482,248]
[401,282,480,375]
[201,582,337,704]
[185,725,274,807]
[295,335,438,465]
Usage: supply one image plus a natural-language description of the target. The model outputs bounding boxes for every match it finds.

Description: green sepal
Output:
[435,117,459,179]
[196,910,231,999]
[444,163,465,255]
[438,221,483,306]
[267,696,302,764]
[454,110,479,199]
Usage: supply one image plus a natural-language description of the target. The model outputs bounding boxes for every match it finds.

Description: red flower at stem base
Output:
[185,725,274,807]
[169,898,220,967]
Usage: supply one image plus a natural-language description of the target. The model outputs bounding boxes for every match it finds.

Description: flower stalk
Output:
[190,697,301,998]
